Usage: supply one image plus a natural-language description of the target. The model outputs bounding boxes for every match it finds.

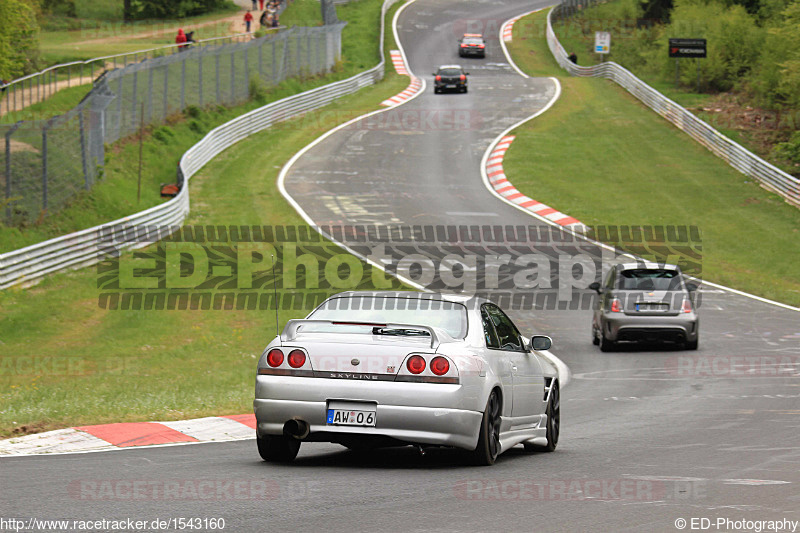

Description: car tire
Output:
[599,330,615,352]
[471,390,501,466]
[524,382,559,453]
[685,338,698,350]
[461,87,468,93]
[592,326,600,345]
[257,433,300,462]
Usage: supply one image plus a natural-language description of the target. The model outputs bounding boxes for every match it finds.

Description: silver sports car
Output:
[253,291,562,465]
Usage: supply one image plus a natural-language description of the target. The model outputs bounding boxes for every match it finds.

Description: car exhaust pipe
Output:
[283,418,310,440]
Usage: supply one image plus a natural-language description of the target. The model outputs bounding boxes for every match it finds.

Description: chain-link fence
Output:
[1,23,345,226]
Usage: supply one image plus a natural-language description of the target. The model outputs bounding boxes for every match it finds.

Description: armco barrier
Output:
[0,0,401,290]
[546,5,800,207]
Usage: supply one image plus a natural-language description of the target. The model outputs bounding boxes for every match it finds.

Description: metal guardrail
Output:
[546,5,800,207]
[0,0,399,290]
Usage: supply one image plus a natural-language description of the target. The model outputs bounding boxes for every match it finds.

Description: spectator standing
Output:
[244,11,254,33]
[259,0,265,10]
[568,51,578,64]
[271,13,279,28]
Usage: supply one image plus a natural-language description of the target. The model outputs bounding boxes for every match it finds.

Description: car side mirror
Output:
[589,282,602,293]
[686,282,698,292]
[530,335,552,351]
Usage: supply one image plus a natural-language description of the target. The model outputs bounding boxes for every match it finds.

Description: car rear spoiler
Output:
[280,319,455,349]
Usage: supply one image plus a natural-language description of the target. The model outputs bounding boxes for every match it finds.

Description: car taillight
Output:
[435,75,441,81]
[610,298,622,313]
[288,349,306,368]
[460,74,466,81]
[681,298,693,313]
[430,357,449,376]
[267,349,284,367]
[478,44,485,48]
[407,355,426,374]
[460,44,467,47]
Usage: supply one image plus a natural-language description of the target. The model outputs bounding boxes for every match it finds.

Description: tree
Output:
[0,0,39,80]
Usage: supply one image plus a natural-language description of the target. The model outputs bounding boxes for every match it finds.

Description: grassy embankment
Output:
[502,10,800,307]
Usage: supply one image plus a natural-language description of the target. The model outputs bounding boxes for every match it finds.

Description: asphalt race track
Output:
[3,1,800,532]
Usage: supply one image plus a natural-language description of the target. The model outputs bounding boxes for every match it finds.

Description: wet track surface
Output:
[3,0,800,531]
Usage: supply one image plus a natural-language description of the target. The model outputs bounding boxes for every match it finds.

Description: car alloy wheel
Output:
[471,390,501,466]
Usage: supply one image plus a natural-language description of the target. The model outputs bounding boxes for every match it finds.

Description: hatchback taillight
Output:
[460,74,466,81]
[407,355,426,374]
[681,298,693,313]
[610,298,622,313]
[266,349,284,367]
[435,75,441,81]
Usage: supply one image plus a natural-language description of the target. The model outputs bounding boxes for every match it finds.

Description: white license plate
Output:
[327,409,376,426]
[446,84,456,88]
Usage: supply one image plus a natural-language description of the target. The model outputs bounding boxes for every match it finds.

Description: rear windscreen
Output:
[439,69,462,77]
[307,296,468,339]
[619,269,682,290]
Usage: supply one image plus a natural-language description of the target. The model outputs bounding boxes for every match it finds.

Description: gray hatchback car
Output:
[589,262,699,351]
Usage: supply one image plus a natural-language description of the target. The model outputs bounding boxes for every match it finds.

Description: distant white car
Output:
[253,291,561,465]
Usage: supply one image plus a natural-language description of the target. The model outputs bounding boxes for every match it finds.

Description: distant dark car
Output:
[459,33,486,58]
[433,65,469,94]
[589,262,699,351]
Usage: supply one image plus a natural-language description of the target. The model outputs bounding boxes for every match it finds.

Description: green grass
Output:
[40,6,243,65]
[0,0,391,251]
[505,10,800,307]
[0,0,410,437]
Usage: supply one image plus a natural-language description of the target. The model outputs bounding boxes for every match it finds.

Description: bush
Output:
[130,0,236,20]
[773,130,800,166]
[659,0,764,91]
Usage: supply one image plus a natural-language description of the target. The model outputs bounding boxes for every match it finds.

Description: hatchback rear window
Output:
[439,69,462,77]
[619,269,682,290]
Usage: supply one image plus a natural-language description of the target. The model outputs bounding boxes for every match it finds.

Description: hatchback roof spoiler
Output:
[280,319,455,349]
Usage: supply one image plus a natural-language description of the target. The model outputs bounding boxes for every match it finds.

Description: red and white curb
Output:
[486,135,587,231]
[380,50,423,107]
[502,14,524,42]
[0,415,256,456]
